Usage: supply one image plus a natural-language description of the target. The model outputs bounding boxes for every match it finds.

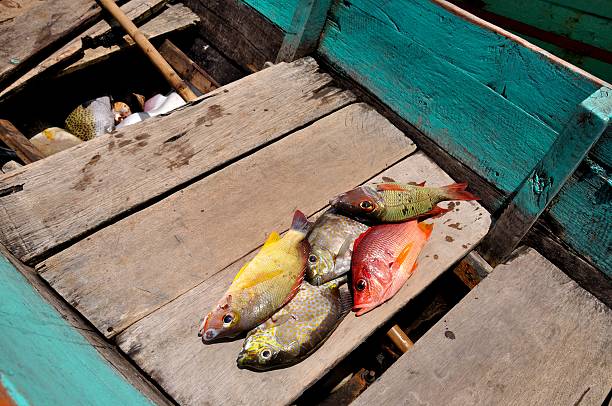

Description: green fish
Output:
[330,180,479,223]
[236,278,351,371]
[306,211,368,286]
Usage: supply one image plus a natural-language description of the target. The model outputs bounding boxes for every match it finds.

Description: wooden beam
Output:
[0,120,44,164]
[0,0,168,99]
[61,4,199,76]
[159,40,220,93]
[276,0,334,62]
[353,248,612,406]
[479,87,612,266]
[0,58,355,263]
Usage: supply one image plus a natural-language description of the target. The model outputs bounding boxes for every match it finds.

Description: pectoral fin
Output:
[390,242,414,273]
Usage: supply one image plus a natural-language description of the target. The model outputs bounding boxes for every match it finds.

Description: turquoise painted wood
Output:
[241,0,299,32]
[320,0,565,193]
[548,159,612,275]
[472,0,612,52]
[345,0,600,134]
[0,254,155,406]
[480,87,612,266]
[276,0,334,62]
[317,0,611,273]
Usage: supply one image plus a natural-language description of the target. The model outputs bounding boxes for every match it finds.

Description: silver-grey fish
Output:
[306,211,368,285]
[236,278,351,371]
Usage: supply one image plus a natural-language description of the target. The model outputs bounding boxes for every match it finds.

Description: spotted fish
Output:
[65,96,115,141]
[236,278,351,370]
[330,181,479,222]
[306,211,368,286]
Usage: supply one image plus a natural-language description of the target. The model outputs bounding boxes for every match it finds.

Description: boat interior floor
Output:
[0,58,492,405]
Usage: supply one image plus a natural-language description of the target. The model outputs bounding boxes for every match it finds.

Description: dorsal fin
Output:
[417,222,434,239]
[376,183,405,191]
[263,232,281,247]
[408,181,426,187]
[382,176,396,182]
[233,261,251,282]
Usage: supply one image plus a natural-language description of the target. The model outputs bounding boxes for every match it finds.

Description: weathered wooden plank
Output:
[354,248,612,406]
[276,0,334,63]
[463,0,612,52]
[0,120,44,164]
[61,4,199,76]
[115,151,490,406]
[546,161,612,277]
[185,0,285,71]
[0,0,116,91]
[0,57,355,262]
[38,103,414,337]
[0,244,173,406]
[0,251,158,406]
[480,87,612,266]
[320,0,564,193]
[0,0,168,99]
[159,40,219,93]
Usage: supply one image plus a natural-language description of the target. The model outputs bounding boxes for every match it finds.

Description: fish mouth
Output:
[236,351,248,368]
[352,303,376,317]
[199,328,220,343]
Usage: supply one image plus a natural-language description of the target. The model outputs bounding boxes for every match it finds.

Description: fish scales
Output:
[237,280,351,370]
[306,212,368,285]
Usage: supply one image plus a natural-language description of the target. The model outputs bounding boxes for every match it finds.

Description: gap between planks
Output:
[114,151,490,406]
[0,57,355,263]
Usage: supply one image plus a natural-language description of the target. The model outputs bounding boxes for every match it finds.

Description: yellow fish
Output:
[199,210,310,342]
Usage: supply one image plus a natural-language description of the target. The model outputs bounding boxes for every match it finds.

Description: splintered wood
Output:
[355,248,612,406]
[0,58,355,262]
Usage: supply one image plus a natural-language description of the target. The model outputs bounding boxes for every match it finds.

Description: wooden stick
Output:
[0,120,44,164]
[97,0,197,102]
[386,325,414,353]
[159,40,219,94]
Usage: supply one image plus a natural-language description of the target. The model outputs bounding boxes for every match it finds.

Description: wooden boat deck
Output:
[0,58,491,404]
[354,248,612,406]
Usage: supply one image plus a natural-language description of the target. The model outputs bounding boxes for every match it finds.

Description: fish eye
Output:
[308,254,318,263]
[223,314,234,324]
[359,200,374,211]
[260,349,272,359]
[355,279,367,291]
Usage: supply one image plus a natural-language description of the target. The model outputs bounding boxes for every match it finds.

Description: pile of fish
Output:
[198,180,478,371]
[29,92,186,157]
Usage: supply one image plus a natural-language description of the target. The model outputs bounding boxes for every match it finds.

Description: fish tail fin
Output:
[417,222,434,239]
[290,210,311,235]
[440,183,480,201]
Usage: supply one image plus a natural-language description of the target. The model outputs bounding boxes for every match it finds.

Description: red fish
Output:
[351,221,433,316]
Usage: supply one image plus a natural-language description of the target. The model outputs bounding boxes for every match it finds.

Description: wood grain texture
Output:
[0,0,168,99]
[0,249,159,406]
[0,244,173,406]
[0,120,44,164]
[354,248,612,406]
[0,0,109,91]
[159,39,219,93]
[38,103,414,338]
[185,0,285,71]
[320,0,566,194]
[241,0,299,32]
[0,57,355,262]
[480,87,612,266]
[62,3,199,77]
[276,0,334,63]
[115,151,490,406]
